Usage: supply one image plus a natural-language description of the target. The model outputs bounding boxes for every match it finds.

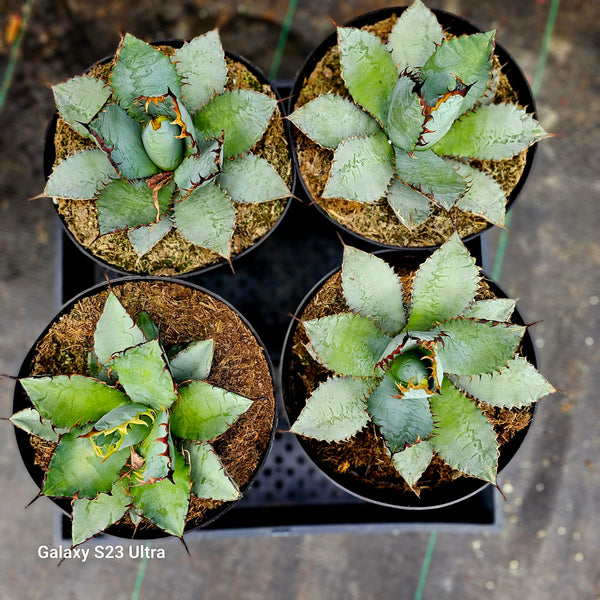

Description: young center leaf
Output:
[367,374,434,453]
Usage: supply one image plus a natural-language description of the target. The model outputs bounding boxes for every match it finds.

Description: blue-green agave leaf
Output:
[193,89,276,158]
[173,181,236,257]
[391,440,434,488]
[432,103,547,160]
[432,317,525,376]
[290,376,374,442]
[128,450,191,537]
[110,33,182,121]
[338,27,398,123]
[140,116,185,171]
[387,0,443,70]
[450,356,556,408]
[367,373,434,453]
[421,31,495,113]
[136,409,174,483]
[377,330,447,371]
[174,30,227,110]
[89,104,159,179]
[44,149,116,200]
[184,441,240,501]
[169,339,214,384]
[107,339,178,411]
[20,375,128,429]
[394,148,467,211]
[449,159,506,226]
[94,291,146,365]
[304,313,391,377]
[418,88,469,149]
[93,403,151,431]
[386,177,432,229]
[406,233,480,331]
[463,298,516,322]
[91,404,152,456]
[173,138,221,194]
[481,65,501,105]
[430,380,498,483]
[217,154,289,203]
[43,424,129,499]
[71,479,132,546]
[135,311,159,341]
[52,75,111,138]
[10,408,69,442]
[288,94,381,149]
[171,380,253,441]
[127,215,173,257]
[385,74,426,152]
[96,179,174,235]
[341,246,406,335]
[323,132,394,203]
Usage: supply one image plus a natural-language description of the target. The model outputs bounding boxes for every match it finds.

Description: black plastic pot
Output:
[280,250,537,510]
[43,41,294,278]
[288,6,539,252]
[13,276,277,540]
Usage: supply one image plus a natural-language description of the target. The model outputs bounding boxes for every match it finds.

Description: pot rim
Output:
[13,275,278,539]
[288,5,538,252]
[43,41,294,279]
[279,248,538,510]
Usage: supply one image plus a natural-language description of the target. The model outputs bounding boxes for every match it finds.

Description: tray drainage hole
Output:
[263,467,272,477]
[296,455,306,466]
[274,455,283,464]
[275,480,283,490]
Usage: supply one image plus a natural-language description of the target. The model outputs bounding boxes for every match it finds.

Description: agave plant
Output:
[289,0,546,230]
[11,291,254,544]
[43,30,289,259]
[290,234,555,490]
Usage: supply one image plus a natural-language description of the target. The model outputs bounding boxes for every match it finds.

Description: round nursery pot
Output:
[44,39,294,277]
[289,6,539,251]
[280,251,537,510]
[13,277,277,538]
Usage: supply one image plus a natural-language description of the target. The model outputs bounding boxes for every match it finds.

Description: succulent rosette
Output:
[12,291,254,544]
[44,30,290,259]
[290,234,555,489]
[289,0,546,231]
